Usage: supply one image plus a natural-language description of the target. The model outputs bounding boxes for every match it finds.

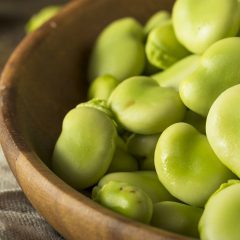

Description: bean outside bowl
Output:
[0,0,193,239]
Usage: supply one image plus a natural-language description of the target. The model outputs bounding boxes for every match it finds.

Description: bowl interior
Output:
[6,0,174,165]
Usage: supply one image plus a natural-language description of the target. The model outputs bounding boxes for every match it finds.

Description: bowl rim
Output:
[0,0,193,239]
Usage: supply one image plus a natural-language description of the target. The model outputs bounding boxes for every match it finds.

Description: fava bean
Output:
[98,171,176,203]
[88,18,145,81]
[50,1,240,238]
[206,85,240,178]
[179,38,240,116]
[199,180,240,240]
[109,76,186,134]
[92,181,153,224]
[151,201,203,238]
[52,104,117,189]
[88,75,119,100]
[127,133,160,170]
[173,0,240,53]
[144,10,170,35]
[25,6,60,33]
[154,122,235,207]
[107,137,138,173]
[146,21,190,69]
[152,55,200,91]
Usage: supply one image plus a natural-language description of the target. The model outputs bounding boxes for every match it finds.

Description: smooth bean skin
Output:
[152,55,200,91]
[146,21,190,70]
[108,76,186,134]
[107,137,138,173]
[88,75,119,100]
[206,85,240,178]
[151,201,203,238]
[154,123,235,207]
[76,98,125,134]
[127,133,160,158]
[90,17,144,42]
[127,133,160,170]
[77,98,114,121]
[144,10,171,35]
[199,180,240,240]
[88,18,145,81]
[180,38,240,116]
[52,106,117,190]
[25,6,60,33]
[173,0,240,53]
[92,181,153,224]
[98,171,175,203]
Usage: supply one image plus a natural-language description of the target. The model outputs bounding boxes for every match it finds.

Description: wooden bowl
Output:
[0,0,193,239]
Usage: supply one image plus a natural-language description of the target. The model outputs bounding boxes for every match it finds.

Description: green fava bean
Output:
[88,18,145,81]
[199,180,240,240]
[146,21,190,70]
[77,98,114,121]
[180,38,240,116]
[88,75,118,100]
[98,171,175,203]
[154,123,235,207]
[107,137,138,173]
[144,10,171,35]
[25,6,60,33]
[173,0,240,53]
[108,76,186,134]
[92,181,153,224]
[127,133,159,157]
[144,11,170,75]
[127,133,160,170]
[151,201,203,238]
[76,98,123,135]
[206,85,240,178]
[52,106,117,190]
[152,55,200,91]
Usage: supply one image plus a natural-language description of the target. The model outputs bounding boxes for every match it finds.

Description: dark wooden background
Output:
[0,0,68,71]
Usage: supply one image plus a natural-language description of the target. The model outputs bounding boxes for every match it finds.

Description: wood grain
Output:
[0,0,193,239]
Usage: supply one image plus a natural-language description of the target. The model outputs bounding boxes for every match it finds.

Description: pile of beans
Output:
[52,0,240,239]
